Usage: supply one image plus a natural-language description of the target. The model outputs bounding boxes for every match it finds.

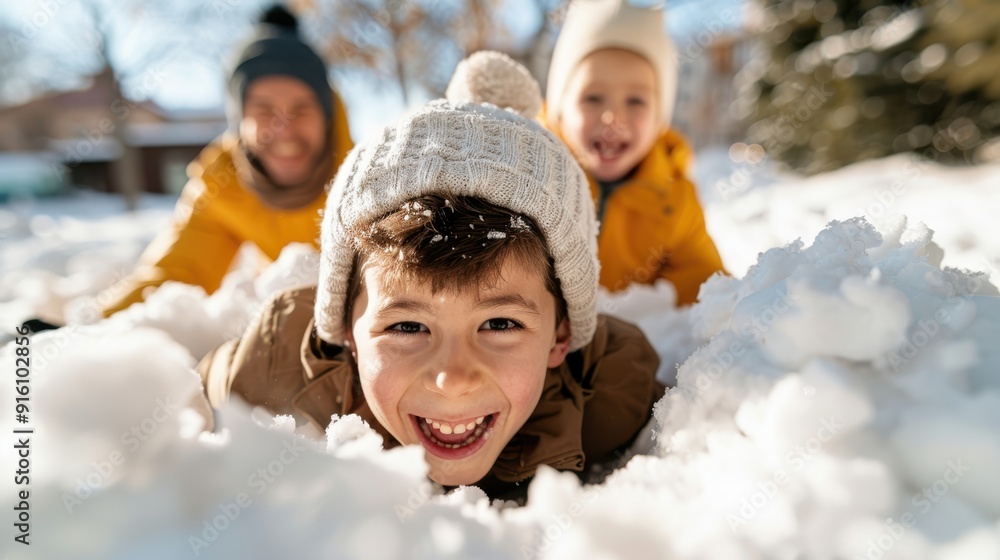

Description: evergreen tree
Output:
[737,0,1000,173]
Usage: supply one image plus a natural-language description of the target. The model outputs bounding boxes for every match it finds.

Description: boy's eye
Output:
[480,318,523,332]
[628,97,647,106]
[389,322,428,334]
[582,94,602,104]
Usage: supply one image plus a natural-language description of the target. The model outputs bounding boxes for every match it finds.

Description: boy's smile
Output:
[411,413,497,460]
[347,256,572,486]
[558,48,660,183]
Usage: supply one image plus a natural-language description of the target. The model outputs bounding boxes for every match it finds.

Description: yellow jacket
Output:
[101,93,353,317]
[590,130,725,305]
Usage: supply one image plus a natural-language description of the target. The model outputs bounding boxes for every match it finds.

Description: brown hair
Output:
[344,194,567,325]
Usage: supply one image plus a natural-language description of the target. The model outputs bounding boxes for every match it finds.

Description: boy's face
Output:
[347,256,572,486]
[240,75,327,188]
[558,48,660,183]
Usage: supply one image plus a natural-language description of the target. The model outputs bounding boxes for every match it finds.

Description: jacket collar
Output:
[291,318,586,483]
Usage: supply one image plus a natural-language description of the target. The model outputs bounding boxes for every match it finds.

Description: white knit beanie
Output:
[545,0,678,128]
[316,52,599,351]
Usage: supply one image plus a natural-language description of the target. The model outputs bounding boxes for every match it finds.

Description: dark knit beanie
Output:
[227,5,332,128]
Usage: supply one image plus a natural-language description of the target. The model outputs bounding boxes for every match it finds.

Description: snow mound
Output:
[2,217,999,559]
[85,242,320,360]
[0,192,175,331]
[624,217,1000,558]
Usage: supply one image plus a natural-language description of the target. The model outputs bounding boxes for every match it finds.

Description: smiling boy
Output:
[198,53,665,498]
[343,195,576,485]
[545,0,725,305]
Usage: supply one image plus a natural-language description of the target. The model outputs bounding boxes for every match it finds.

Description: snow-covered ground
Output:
[1,153,999,559]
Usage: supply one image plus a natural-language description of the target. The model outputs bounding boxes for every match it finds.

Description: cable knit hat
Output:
[545,0,678,128]
[316,51,599,350]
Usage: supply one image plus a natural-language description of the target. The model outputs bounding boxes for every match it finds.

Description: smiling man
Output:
[100,6,352,317]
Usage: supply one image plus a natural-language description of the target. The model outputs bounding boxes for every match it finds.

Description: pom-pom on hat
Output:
[545,0,678,128]
[315,52,599,351]
[445,50,543,119]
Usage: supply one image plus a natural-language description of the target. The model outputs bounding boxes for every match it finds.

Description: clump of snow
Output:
[252,242,321,297]
[636,217,1000,559]
[326,414,392,461]
[63,242,320,360]
[23,327,203,485]
[510,215,529,231]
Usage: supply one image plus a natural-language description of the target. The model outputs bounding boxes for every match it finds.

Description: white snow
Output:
[2,153,999,559]
[696,149,1000,280]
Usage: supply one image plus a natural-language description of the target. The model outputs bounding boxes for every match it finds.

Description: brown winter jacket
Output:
[197,286,665,498]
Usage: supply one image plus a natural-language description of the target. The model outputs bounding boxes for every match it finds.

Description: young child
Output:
[198,53,664,500]
[545,0,725,305]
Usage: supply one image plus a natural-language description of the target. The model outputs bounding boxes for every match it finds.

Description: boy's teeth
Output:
[422,416,491,437]
[419,416,492,449]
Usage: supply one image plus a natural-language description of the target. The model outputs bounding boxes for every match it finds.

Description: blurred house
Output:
[0,69,226,197]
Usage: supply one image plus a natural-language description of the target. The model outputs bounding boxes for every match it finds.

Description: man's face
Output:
[558,48,660,183]
[347,257,572,486]
[240,75,327,187]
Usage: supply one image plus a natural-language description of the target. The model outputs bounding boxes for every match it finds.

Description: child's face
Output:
[558,48,660,183]
[347,256,572,486]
